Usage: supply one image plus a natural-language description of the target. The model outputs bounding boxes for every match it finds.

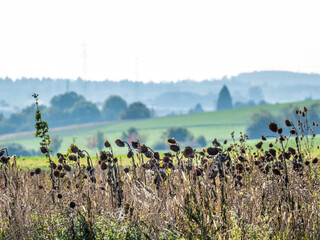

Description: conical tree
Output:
[216,85,233,110]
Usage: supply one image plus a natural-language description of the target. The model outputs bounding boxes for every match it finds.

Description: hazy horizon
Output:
[1,0,320,82]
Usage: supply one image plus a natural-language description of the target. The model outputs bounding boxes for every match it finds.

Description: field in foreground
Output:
[0,108,320,239]
[0,99,319,156]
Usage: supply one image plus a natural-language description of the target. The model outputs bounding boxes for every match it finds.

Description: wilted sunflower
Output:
[272,168,281,176]
[167,138,177,145]
[127,150,133,158]
[139,144,148,153]
[170,145,180,152]
[70,145,79,153]
[285,120,292,127]
[64,165,71,172]
[115,139,125,147]
[35,168,41,175]
[207,147,219,156]
[40,146,48,154]
[104,140,111,148]
[255,141,263,149]
[183,146,193,157]
[131,141,139,149]
[269,122,278,133]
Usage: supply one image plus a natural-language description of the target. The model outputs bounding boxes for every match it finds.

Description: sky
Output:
[0,0,319,82]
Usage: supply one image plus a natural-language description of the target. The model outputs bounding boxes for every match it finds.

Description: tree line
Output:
[0,92,151,135]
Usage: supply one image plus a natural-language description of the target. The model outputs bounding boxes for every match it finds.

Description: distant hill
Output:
[1,71,320,115]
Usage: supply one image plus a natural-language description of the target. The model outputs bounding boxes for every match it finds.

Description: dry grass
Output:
[0,108,320,239]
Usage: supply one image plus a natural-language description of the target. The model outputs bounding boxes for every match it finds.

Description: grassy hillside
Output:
[0,99,319,155]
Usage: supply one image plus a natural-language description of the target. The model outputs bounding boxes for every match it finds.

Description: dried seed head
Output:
[290,129,297,135]
[268,143,273,148]
[167,138,177,145]
[35,168,41,175]
[70,145,79,153]
[144,151,152,158]
[269,122,278,133]
[127,150,133,158]
[54,170,60,177]
[272,168,281,176]
[57,165,63,171]
[170,144,180,152]
[101,162,107,170]
[69,201,76,209]
[207,147,219,156]
[288,147,296,155]
[261,135,267,141]
[124,167,130,173]
[235,163,244,172]
[30,171,35,177]
[285,120,292,127]
[183,146,193,157]
[59,172,66,178]
[212,138,221,147]
[68,154,77,162]
[312,158,318,164]
[255,141,263,149]
[154,152,160,160]
[131,141,139,149]
[1,156,10,164]
[57,194,62,199]
[304,106,307,112]
[40,146,48,154]
[163,156,170,163]
[277,128,283,134]
[100,151,108,161]
[50,162,57,169]
[115,139,125,147]
[104,140,111,148]
[305,161,310,166]
[139,144,148,153]
[64,165,71,172]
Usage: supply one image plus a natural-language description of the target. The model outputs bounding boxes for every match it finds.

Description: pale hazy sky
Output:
[0,0,319,82]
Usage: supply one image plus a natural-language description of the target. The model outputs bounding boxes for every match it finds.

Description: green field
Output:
[1,99,319,157]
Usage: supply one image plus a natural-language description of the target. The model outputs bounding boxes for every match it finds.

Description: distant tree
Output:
[216,85,233,110]
[101,95,127,121]
[163,127,194,142]
[189,103,204,114]
[69,100,101,124]
[50,91,85,111]
[196,136,207,147]
[248,86,264,102]
[246,110,278,139]
[50,136,63,153]
[96,131,104,151]
[121,102,150,120]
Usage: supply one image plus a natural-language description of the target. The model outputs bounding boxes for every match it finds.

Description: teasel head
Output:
[115,139,125,147]
[269,122,278,133]
[170,144,180,153]
[104,140,111,148]
[167,138,177,145]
